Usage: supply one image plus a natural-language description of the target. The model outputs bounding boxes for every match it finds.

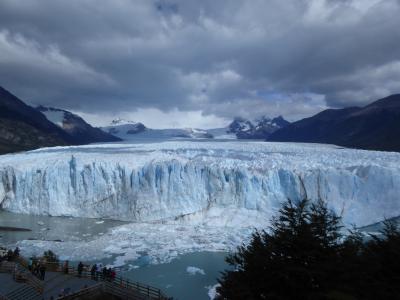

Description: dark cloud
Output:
[0,0,399,126]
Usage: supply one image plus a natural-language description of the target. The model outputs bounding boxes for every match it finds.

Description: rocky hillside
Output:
[37,106,121,144]
[0,86,73,154]
[268,94,400,152]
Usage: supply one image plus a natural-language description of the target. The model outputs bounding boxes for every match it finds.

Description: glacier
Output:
[0,141,399,226]
[1,141,399,265]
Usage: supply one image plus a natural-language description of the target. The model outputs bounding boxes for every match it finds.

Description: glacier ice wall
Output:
[1,141,399,226]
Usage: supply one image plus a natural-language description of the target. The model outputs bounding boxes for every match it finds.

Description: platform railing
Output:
[9,256,170,299]
[0,260,44,297]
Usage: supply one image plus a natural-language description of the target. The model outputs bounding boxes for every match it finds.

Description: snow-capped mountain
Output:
[227,117,254,134]
[101,119,212,140]
[37,106,121,144]
[227,116,290,139]
[103,118,147,137]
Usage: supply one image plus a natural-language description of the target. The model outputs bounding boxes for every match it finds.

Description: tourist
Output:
[31,261,36,274]
[13,247,20,258]
[96,263,102,280]
[77,261,84,277]
[34,263,40,277]
[90,264,96,280]
[39,264,46,280]
[102,266,107,280]
[28,257,33,271]
[63,260,69,274]
[7,249,13,261]
[35,263,40,278]
[106,268,112,281]
[110,269,116,282]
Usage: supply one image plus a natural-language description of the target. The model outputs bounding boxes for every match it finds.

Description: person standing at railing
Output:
[63,260,69,274]
[7,249,13,261]
[102,266,107,280]
[110,269,116,282]
[90,264,96,280]
[13,247,20,258]
[78,261,83,277]
[28,257,33,271]
[33,261,40,277]
[39,263,46,280]
[96,263,102,280]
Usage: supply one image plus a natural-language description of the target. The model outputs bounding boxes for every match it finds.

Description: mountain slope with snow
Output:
[227,116,290,139]
[0,86,73,154]
[37,106,121,144]
[0,141,399,228]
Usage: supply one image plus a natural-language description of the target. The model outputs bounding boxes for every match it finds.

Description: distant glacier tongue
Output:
[0,141,399,227]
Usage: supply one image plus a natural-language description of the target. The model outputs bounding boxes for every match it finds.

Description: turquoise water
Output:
[118,252,229,300]
[1,210,398,299]
[0,211,230,299]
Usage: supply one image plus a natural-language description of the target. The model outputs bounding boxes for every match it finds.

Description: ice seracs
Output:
[0,141,399,227]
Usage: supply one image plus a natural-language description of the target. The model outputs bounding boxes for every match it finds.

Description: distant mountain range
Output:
[0,86,120,154]
[1,84,399,154]
[101,119,213,139]
[268,94,400,152]
[100,116,290,140]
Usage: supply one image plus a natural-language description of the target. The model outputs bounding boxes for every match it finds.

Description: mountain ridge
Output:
[268,94,400,152]
[37,106,121,144]
[0,86,74,154]
[227,115,290,139]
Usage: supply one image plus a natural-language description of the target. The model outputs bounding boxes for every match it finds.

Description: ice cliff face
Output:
[0,141,399,227]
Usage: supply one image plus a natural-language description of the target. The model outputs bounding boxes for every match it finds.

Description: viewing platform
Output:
[0,255,170,300]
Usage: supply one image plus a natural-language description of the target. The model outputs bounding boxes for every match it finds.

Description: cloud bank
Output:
[1,0,399,127]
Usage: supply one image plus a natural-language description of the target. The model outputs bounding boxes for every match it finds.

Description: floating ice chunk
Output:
[37,221,45,226]
[206,284,221,299]
[128,264,140,270]
[186,266,205,276]
[95,221,104,224]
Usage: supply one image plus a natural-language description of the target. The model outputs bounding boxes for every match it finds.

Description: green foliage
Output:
[356,220,400,299]
[216,199,400,300]
[43,250,59,263]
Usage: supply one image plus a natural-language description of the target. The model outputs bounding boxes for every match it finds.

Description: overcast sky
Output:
[1,0,400,128]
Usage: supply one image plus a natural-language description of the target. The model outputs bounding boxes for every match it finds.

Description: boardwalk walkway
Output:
[0,256,170,300]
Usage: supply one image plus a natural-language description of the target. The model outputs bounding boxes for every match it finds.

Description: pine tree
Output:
[216,199,343,300]
[358,220,400,299]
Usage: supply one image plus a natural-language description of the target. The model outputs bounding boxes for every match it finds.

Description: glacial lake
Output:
[2,209,397,300]
[0,211,229,300]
